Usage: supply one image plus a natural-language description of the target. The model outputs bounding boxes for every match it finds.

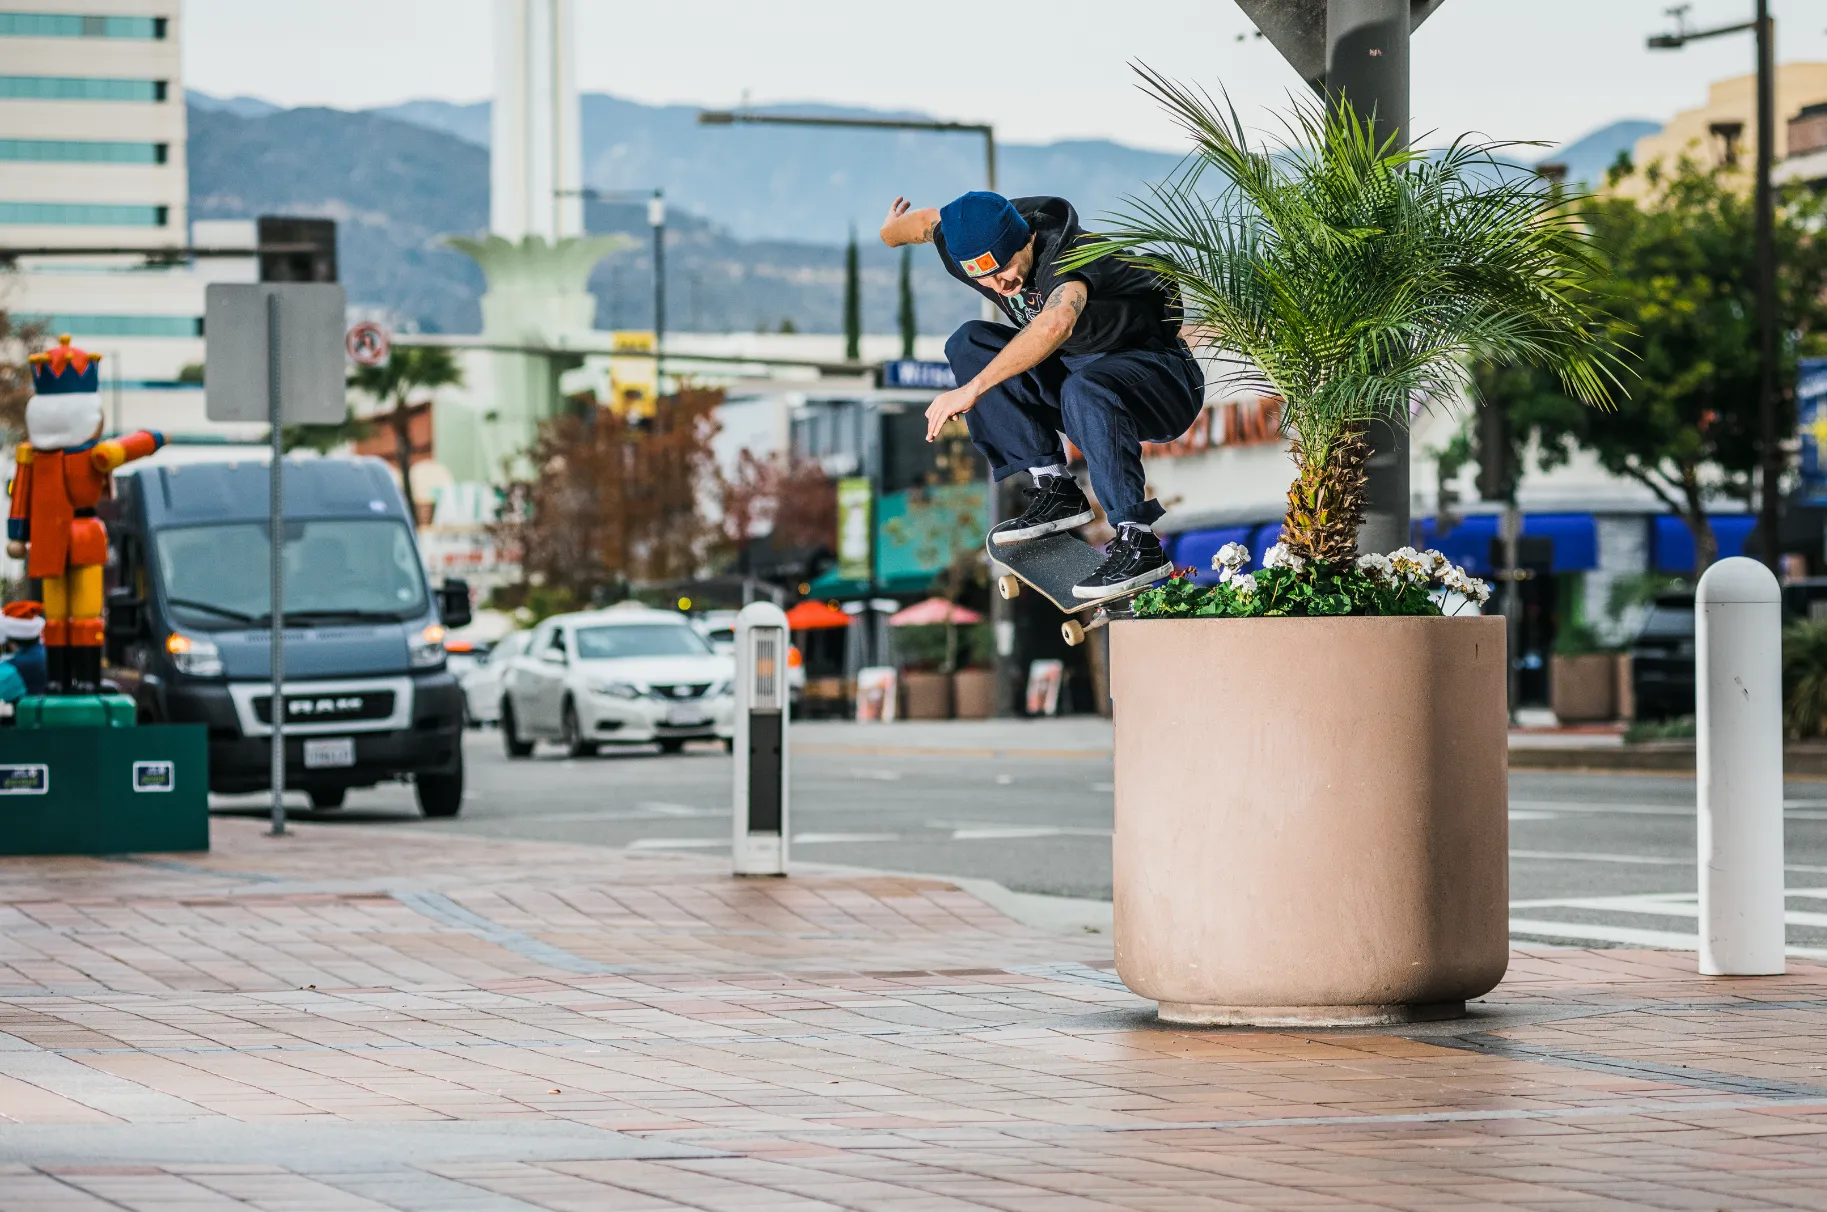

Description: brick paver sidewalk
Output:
[1,819,1825,1210]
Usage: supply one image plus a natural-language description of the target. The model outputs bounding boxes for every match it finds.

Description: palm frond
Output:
[1059,68,1626,466]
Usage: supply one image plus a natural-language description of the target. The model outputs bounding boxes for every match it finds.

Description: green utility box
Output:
[14,694,137,730]
[0,724,208,855]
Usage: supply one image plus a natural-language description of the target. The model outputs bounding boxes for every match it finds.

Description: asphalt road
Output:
[211,718,1827,955]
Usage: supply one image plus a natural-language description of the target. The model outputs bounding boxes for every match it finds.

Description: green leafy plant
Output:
[1062,71,1622,574]
[1784,618,1827,740]
[1625,715,1696,743]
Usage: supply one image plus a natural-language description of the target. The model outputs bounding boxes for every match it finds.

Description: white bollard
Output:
[1696,556,1784,976]
[732,602,790,876]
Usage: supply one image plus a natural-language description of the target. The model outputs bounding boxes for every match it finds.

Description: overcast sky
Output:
[183,0,1827,150]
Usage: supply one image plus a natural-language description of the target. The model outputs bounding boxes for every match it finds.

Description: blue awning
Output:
[1421,515,1499,575]
[1522,513,1598,572]
[1653,514,1758,571]
[1248,523,1285,569]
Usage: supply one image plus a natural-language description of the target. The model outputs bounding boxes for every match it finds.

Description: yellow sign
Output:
[607,329,657,420]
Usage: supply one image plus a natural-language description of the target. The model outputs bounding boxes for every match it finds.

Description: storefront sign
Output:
[836,477,873,581]
[879,360,956,390]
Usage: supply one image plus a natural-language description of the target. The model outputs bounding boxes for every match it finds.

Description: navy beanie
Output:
[939,191,1029,277]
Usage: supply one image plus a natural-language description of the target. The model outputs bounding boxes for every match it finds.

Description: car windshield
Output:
[1637,603,1694,640]
[154,518,429,631]
[575,623,711,660]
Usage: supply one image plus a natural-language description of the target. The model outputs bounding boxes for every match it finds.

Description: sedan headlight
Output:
[166,633,222,677]
[409,624,447,669]
[590,679,643,699]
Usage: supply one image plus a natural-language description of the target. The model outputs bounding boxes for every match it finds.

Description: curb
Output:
[1510,742,1827,778]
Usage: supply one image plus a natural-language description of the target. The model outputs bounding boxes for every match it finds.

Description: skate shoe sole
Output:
[991,508,1095,545]
[1071,559,1172,600]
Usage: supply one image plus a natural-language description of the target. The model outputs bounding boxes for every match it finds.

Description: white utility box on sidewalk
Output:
[732,602,790,875]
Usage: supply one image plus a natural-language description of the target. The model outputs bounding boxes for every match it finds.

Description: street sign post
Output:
[204,282,347,836]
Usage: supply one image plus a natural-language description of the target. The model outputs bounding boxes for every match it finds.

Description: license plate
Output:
[303,737,356,769]
[665,703,709,727]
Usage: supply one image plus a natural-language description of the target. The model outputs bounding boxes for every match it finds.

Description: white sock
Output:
[1030,463,1068,482]
[1119,522,1154,538]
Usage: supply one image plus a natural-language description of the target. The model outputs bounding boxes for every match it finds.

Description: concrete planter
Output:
[899,671,952,719]
[1551,653,1617,722]
[1110,615,1509,1026]
[952,668,995,719]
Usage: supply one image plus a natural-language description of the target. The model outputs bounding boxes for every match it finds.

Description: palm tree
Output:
[347,344,463,527]
[1064,70,1623,566]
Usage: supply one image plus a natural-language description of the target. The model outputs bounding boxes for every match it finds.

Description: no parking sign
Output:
[345,320,390,367]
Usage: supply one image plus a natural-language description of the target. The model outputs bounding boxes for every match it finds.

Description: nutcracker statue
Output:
[5,335,164,694]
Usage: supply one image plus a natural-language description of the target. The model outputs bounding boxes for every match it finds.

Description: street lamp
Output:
[561,186,667,383]
[1648,2,1781,574]
[698,107,1020,712]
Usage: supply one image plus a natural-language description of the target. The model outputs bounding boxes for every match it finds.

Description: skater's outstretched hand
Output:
[925,386,977,441]
[880,197,939,247]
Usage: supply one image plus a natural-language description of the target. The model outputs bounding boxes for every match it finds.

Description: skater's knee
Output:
[945,320,1009,372]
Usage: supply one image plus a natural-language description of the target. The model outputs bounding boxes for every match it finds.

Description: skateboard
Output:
[986,530,1159,647]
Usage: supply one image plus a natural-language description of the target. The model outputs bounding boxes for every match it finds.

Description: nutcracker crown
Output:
[28,335,102,394]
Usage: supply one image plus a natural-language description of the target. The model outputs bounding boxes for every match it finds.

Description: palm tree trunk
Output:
[391,401,418,528]
[1282,427,1371,565]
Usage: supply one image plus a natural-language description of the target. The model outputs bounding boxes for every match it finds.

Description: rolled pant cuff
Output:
[1106,499,1166,527]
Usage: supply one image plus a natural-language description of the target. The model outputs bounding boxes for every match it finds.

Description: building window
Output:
[0,138,166,163]
[0,14,167,38]
[0,76,167,101]
[14,314,201,338]
[0,201,168,225]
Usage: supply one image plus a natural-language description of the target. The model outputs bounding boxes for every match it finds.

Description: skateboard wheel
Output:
[998,574,1021,601]
[1061,619,1086,647]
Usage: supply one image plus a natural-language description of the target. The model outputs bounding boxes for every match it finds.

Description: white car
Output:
[460,630,530,726]
[500,606,735,757]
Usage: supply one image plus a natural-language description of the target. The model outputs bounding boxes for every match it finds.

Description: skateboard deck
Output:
[986,529,1159,645]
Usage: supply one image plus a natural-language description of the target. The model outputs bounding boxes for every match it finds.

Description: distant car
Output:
[693,610,739,655]
[461,630,529,726]
[1630,592,1695,720]
[500,606,735,757]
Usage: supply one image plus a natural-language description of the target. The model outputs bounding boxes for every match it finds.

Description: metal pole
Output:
[1754,2,1780,574]
[1696,557,1784,975]
[1326,0,1410,555]
[649,191,666,391]
[267,291,286,836]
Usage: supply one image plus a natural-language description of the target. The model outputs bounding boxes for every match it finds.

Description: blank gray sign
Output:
[204,283,347,424]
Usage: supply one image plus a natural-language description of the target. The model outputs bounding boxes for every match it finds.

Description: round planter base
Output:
[1157,1000,1467,1028]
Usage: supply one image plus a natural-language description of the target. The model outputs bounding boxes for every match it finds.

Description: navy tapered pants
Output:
[944,320,1204,527]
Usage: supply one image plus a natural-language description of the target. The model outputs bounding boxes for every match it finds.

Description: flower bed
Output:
[1134,542,1493,620]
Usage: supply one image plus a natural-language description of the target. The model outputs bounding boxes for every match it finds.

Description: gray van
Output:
[102,456,471,816]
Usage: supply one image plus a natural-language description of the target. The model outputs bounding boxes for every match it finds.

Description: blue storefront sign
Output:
[1800,357,1827,505]
[878,360,955,390]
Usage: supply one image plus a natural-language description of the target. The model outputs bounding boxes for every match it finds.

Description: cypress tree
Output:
[843,227,861,362]
[897,246,916,359]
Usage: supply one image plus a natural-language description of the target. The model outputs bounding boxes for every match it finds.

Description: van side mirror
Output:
[104,587,144,639]
[438,578,472,629]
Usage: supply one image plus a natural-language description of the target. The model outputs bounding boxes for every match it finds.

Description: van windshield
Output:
[154,518,429,631]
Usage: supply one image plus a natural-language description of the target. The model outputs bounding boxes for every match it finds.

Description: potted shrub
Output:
[952,623,996,719]
[1070,77,1620,1025]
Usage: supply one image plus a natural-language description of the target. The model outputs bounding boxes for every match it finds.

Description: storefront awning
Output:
[1653,514,1757,571]
[1421,513,1598,575]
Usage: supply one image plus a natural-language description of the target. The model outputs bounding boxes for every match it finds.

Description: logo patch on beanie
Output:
[960,250,1000,277]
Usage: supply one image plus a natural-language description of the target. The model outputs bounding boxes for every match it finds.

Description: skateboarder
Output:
[880,191,1203,598]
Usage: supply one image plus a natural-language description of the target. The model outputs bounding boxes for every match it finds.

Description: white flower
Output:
[1261,542,1305,573]
[1230,572,1258,596]
[1467,576,1492,605]
[1212,541,1250,572]
[1418,548,1448,577]
[1354,552,1394,584]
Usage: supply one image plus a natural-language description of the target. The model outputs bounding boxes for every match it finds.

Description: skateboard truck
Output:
[1060,603,1133,647]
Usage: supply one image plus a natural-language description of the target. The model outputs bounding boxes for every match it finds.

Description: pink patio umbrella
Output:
[886,597,984,627]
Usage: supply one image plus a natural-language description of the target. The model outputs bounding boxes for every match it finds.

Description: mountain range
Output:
[185,91,1660,337]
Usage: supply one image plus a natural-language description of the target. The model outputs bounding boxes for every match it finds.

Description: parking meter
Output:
[732,602,789,875]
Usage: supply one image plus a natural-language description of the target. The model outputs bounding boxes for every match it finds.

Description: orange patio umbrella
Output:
[784,600,851,630]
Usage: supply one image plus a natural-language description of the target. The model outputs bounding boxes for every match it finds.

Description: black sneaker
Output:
[1072,527,1171,599]
[991,475,1094,545]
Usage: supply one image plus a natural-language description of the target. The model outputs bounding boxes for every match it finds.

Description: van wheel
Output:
[418,762,463,818]
[308,787,346,810]
[722,736,735,754]
[561,699,597,757]
[502,701,533,758]
[658,738,686,755]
